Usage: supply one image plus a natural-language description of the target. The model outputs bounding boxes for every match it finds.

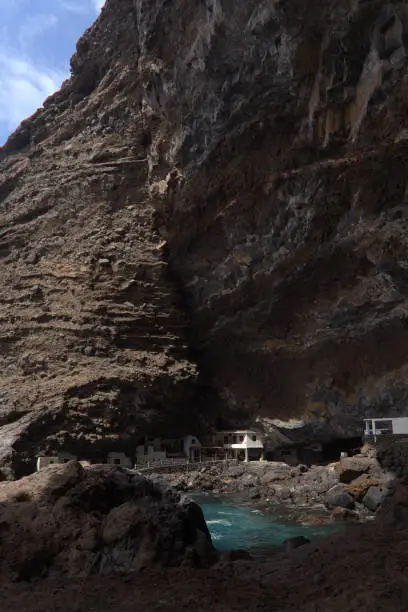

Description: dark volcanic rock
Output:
[336,457,380,484]
[283,536,310,552]
[324,484,355,510]
[376,478,408,528]
[0,462,214,581]
[3,0,408,468]
[363,485,390,512]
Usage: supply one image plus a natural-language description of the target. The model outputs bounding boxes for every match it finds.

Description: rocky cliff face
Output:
[2,0,408,472]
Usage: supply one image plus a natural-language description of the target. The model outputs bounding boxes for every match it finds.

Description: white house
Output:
[182,435,201,462]
[107,452,132,468]
[36,451,77,471]
[135,437,167,465]
[364,417,408,442]
[212,430,264,461]
[36,456,62,471]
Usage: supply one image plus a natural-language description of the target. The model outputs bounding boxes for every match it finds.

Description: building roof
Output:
[230,440,264,449]
[215,430,259,435]
[364,417,408,422]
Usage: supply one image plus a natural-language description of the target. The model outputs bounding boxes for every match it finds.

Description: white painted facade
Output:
[213,430,264,461]
[135,444,167,465]
[36,452,77,471]
[107,452,132,468]
[364,417,408,440]
[182,435,201,461]
[36,456,62,471]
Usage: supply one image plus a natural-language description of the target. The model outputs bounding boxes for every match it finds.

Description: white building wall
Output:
[36,453,77,471]
[36,457,60,471]
[107,452,132,468]
[392,418,408,434]
[136,445,166,464]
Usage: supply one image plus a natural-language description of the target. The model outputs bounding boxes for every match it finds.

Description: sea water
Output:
[196,495,343,555]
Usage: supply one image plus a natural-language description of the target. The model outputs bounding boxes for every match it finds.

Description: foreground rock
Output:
[0,462,214,581]
[324,484,355,510]
[3,477,408,611]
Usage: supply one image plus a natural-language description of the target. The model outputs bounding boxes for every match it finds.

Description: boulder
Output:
[375,478,408,527]
[299,466,338,494]
[260,463,293,484]
[345,476,383,502]
[336,457,380,484]
[330,507,359,522]
[226,466,245,479]
[324,484,355,510]
[195,474,215,491]
[0,462,214,581]
[363,485,390,512]
[241,473,258,487]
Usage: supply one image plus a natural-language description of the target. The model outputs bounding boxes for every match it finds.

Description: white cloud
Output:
[93,0,106,11]
[60,0,105,14]
[0,52,66,129]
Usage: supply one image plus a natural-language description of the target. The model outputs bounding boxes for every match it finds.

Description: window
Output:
[224,436,229,444]
[239,435,244,442]
[191,438,196,444]
[114,458,121,465]
[232,435,237,443]
[252,435,257,441]
[375,420,393,434]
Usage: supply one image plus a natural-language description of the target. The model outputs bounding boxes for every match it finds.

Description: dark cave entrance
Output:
[321,436,363,463]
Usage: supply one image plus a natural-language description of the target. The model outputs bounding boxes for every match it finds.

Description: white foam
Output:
[211,533,224,541]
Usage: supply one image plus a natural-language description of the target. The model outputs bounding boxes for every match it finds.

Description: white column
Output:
[245,448,248,462]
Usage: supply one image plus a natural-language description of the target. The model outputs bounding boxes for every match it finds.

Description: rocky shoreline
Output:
[148,449,394,523]
[1,464,408,611]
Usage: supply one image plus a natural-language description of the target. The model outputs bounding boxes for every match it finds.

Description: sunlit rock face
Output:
[1,0,408,473]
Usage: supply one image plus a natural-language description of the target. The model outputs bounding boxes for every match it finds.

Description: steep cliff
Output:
[2,0,408,473]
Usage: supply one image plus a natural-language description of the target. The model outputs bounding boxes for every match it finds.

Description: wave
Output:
[206,519,232,527]
[211,534,224,541]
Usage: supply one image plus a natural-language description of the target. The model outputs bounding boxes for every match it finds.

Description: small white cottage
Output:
[182,435,201,462]
[212,430,264,461]
[36,451,77,471]
[106,452,132,468]
[364,417,408,441]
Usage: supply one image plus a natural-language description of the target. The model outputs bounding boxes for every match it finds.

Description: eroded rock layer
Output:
[2,0,408,469]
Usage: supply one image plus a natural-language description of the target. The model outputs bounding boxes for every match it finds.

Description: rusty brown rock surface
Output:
[2,0,408,469]
[2,486,408,611]
[0,462,214,581]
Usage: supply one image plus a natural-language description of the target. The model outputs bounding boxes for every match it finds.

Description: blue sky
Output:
[0,0,105,145]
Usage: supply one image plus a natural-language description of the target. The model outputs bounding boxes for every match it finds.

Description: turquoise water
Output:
[196,496,342,555]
